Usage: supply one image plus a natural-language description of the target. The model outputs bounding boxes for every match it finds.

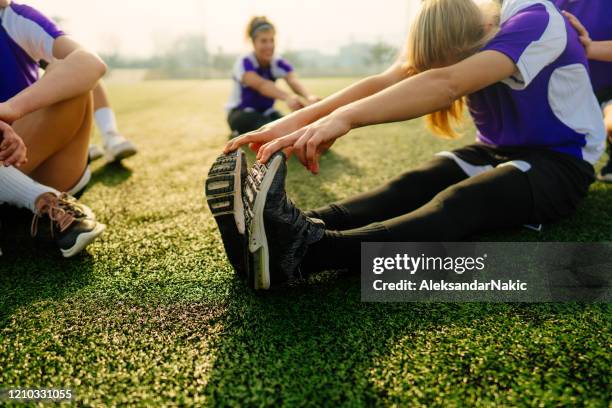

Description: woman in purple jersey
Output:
[225,16,320,137]
[558,3,612,182]
[210,0,606,290]
[0,0,107,257]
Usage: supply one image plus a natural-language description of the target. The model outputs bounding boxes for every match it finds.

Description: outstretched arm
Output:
[243,72,303,111]
[285,72,319,105]
[225,61,409,153]
[257,50,517,174]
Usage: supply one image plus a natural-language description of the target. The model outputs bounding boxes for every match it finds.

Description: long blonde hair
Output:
[405,0,500,138]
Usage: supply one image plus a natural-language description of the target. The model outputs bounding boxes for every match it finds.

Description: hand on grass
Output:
[0,121,28,168]
[256,112,352,174]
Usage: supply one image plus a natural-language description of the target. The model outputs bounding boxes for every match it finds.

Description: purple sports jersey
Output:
[468,0,604,164]
[553,0,612,94]
[0,2,65,103]
[226,53,294,114]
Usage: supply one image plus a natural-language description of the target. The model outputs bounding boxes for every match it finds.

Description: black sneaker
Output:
[205,149,250,280]
[31,193,106,258]
[244,152,325,290]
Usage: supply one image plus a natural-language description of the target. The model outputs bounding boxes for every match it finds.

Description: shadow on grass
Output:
[89,162,134,188]
[200,174,611,405]
[202,273,609,406]
[0,207,94,327]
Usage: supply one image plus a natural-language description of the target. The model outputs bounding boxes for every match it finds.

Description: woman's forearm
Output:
[6,49,106,120]
[335,69,455,128]
[286,76,312,99]
[290,68,408,125]
[589,41,612,62]
[336,51,517,130]
[256,80,290,101]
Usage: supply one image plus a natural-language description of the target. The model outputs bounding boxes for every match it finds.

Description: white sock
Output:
[0,166,58,213]
[94,107,119,143]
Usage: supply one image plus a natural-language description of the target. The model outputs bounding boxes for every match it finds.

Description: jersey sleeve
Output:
[271,57,294,79]
[483,2,567,88]
[233,56,257,83]
[1,3,65,63]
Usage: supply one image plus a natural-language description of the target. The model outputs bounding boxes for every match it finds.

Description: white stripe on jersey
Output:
[500,0,567,90]
[1,5,56,63]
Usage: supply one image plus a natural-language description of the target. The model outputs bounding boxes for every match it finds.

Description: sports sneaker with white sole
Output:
[31,193,106,258]
[205,149,251,282]
[244,152,325,290]
[104,132,138,163]
[89,144,104,161]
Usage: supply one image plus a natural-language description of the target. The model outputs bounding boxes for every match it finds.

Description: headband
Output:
[250,22,274,39]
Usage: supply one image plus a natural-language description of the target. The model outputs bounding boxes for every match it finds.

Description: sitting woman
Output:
[225,16,320,137]
[555,0,612,182]
[219,0,605,289]
[0,0,106,257]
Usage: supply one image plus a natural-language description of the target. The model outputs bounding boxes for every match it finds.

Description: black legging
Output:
[301,156,534,274]
[228,109,282,135]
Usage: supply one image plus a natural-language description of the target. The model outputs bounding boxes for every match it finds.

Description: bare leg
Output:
[93,81,111,110]
[13,92,92,192]
[91,80,137,162]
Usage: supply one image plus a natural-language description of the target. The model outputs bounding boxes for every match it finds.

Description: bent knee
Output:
[51,92,93,117]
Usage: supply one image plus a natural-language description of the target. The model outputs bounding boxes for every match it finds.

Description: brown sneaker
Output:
[31,193,106,258]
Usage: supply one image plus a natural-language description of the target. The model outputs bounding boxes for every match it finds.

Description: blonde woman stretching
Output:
[208,0,605,289]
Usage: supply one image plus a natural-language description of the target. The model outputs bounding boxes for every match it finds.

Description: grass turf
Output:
[0,79,610,407]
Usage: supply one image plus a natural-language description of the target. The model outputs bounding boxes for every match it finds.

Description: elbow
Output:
[76,49,107,79]
[427,68,462,109]
[92,53,108,78]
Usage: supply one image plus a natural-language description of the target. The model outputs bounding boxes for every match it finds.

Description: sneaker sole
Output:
[247,155,284,290]
[61,223,106,258]
[105,145,138,163]
[89,146,104,161]
[205,150,250,280]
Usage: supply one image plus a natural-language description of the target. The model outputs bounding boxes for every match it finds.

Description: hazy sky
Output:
[24,0,420,57]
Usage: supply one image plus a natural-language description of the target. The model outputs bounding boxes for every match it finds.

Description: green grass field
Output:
[1,79,611,407]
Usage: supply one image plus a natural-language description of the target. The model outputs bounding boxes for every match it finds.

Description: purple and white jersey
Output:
[226,53,294,114]
[553,0,612,94]
[468,0,605,164]
[0,3,64,103]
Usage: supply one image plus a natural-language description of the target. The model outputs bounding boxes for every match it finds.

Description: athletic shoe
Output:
[88,144,104,161]
[58,193,96,220]
[31,193,106,258]
[205,149,250,281]
[104,132,138,163]
[244,152,325,290]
